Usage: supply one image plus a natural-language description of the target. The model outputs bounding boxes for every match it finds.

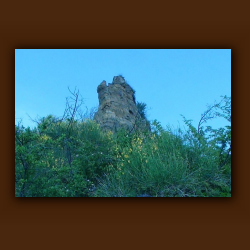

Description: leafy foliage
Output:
[136,102,147,120]
[15,92,231,197]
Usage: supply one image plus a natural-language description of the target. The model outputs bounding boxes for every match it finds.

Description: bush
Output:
[15,94,231,197]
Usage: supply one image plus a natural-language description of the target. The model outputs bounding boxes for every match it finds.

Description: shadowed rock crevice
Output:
[93,76,150,133]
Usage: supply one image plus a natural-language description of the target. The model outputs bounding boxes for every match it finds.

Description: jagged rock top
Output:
[112,75,126,84]
[97,76,135,96]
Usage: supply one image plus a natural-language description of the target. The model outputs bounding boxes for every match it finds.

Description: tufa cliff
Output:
[93,76,150,133]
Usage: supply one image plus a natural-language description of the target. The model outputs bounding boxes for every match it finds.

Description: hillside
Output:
[15,77,231,197]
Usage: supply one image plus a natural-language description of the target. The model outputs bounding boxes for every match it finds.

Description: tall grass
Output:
[92,122,231,197]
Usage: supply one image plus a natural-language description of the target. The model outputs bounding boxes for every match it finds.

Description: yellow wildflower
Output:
[41,135,50,141]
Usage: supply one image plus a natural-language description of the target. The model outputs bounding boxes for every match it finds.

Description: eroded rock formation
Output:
[93,76,150,133]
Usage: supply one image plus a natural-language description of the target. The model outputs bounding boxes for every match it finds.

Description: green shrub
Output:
[15,95,231,197]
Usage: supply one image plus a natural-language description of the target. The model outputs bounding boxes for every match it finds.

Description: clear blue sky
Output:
[15,49,231,132]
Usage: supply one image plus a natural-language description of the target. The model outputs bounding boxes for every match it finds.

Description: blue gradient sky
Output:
[15,49,231,131]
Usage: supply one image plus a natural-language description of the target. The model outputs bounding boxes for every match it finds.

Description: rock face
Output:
[93,76,149,133]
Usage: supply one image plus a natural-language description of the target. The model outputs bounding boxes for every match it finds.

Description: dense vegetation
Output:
[15,90,231,197]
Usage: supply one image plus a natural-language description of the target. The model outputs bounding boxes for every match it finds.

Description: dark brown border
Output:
[1,2,249,248]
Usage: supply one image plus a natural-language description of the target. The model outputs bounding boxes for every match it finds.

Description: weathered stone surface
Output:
[93,76,150,133]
